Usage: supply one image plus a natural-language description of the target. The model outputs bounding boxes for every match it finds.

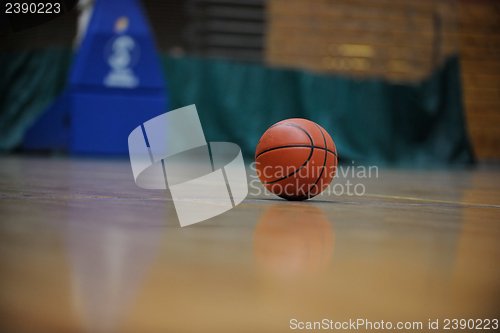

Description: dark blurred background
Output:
[0,0,499,165]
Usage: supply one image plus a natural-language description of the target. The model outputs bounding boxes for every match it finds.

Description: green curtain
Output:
[0,49,73,150]
[162,55,473,166]
[0,49,474,166]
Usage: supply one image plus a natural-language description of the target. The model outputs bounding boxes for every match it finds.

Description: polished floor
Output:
[0,156,499,332]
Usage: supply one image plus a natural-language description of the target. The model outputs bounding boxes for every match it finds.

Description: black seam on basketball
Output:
[255,145,337,159]
[263,124,314,185]
[269,122,293,130]
[300,124,328,199]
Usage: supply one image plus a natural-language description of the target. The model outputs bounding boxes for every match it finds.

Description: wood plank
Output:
[270,0,455,17]
[463,88,500,104]
[460,47,500,62]
[462,74,500,90]
[461,60,500,75]
[464,104,500,116]
[267,16,456,35]
[267,40,441,61]
[1,156,500,332]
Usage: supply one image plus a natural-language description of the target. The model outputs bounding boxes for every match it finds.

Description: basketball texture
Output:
[255,119,337,201]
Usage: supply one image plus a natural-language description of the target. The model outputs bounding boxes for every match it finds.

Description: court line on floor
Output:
[1,194,499,209]
[256,197,500,209]
[314,201,500,209]
[364,193,500,208]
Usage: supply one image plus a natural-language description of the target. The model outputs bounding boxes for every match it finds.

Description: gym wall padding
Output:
[0,49,474,166]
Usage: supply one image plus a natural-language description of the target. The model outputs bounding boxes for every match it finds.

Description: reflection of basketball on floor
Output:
[253,204,334,278]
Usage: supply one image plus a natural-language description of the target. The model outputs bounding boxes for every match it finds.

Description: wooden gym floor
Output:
[0,156,499,332]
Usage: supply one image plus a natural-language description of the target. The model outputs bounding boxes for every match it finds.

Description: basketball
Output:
[255,119,337,201]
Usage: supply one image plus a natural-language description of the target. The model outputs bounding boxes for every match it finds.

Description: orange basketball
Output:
[255,119,337,201]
